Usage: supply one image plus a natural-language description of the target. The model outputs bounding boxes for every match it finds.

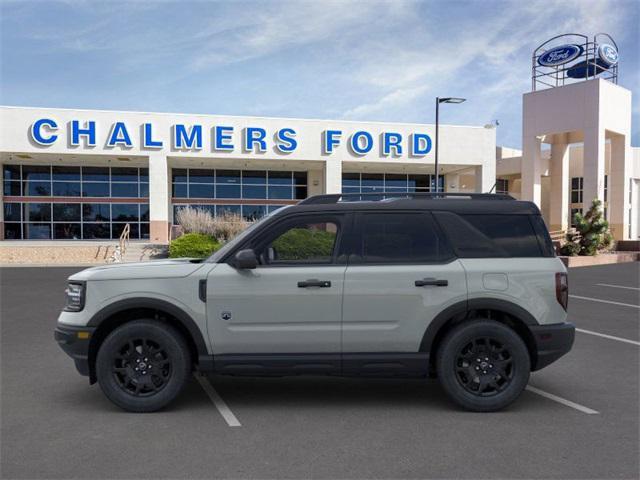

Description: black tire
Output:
[96,319,191,412]
[436,320,530,412]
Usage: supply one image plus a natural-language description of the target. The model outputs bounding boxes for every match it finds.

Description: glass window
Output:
[52,182,81,197]
[140,168,149,182]
[570,208,582,228]
[242,170,267,185]
[53,204,81,221]
[83,203,110,221]
[216,184,241,199]
[110,167,138,182]
[4,203,21,221]
[82,182,109,197]
[188,184,215,198]
[113,222,139,239]
[268,186,293,199]
[496,179,509,195]
[217,204,242,217]
[385,174,408,189]
[112,204,139,222]
[24,203,51,222]
[189,169,215,183]
[242,205,267,221]
[293,171,307,186]
[141,223,150,239]
[408,174,429,190]
[3,164,21,181]
[111,183,139,198]
[22,165,50,181]
[172,168,188,183]
[342,173,360,187]
[82,167,109,182]
[54,223,81,239]
[83,223,111,239]
[140,182,149,197]
[52,166,80,181]
[3,181,21,196]
[356,213,450,263]
[242,185,267,199]
[4,222,22,239]
[361,174,384,187]
[24,223,51,239]
[268,171,292,185]
[172,183,188,198]
[294,186,308,199]
[25,181,51,196]
[264,220,339,264]
[216,170,240,184]
[140,204,150,221]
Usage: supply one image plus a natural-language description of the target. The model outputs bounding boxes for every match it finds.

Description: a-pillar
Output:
[522,135,543,206]
[609,133,631,240]
[582,126,606,210]
[148,153,170,244]
[549,134,570,231]
[324,159,342,194]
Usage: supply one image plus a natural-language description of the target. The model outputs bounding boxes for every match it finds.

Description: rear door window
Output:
[434,212,542,258]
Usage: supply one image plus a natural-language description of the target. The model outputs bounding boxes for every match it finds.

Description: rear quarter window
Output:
[433,212,543,258]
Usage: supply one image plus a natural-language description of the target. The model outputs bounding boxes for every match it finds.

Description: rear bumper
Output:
[530,322,575,371]
[54,324,95,377]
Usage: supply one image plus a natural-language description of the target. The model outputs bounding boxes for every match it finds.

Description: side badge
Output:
[221,311,232,321]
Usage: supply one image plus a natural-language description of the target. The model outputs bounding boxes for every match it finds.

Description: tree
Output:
[560,199,614,256]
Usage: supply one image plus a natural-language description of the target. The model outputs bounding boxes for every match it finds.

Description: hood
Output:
[69,258,208,281]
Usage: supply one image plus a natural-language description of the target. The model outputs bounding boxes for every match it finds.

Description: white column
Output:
[609,134,631,240]
[323,159,342,194]
[474,162,495,193]
[582,126,606,209]
[549,136,570,231]
[148,153,170,244]
[522,135,543,206]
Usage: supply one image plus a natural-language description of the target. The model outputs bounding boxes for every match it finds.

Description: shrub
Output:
[169,233,220,259]
[176,207,250,243]
[559,199,614,256]
[272,228,336,261]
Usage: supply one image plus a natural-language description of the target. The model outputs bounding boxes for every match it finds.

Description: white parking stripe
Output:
[569,294,640,309]
[595,283,640,291]
[195,373,242,427]
[526,386,599,415]
[576,328,640,346]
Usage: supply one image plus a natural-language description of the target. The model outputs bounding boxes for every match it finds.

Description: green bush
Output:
[169,233,220,259]
[560,199,614,256]
[272,228,336,261]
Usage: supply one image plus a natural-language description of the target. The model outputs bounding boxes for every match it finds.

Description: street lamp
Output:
[435,97,466,193]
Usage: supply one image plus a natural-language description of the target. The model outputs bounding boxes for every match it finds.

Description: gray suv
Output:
[55,193,574,412]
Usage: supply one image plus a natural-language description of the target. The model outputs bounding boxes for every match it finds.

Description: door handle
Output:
[415,278,448,287]
[298,279,331,288]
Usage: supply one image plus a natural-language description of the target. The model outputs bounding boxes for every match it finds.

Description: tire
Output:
[436,320,530,412]
[96,319,191,412]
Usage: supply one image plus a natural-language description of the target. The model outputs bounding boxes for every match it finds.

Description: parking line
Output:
[569,294,640,309]
[526,385,599,415]
[576,327,640,346]
[595,283,640,291]
[195,373,242,427]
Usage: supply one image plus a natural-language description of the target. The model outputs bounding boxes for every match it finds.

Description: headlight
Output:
[64,282,85,312]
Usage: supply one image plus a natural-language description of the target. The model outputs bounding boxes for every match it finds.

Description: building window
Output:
[570,177,583,204]
[570,208,582,228]
[2,164,149,240]
[341,173,443,196]
[170,168,306,223]
[496,178,509,194]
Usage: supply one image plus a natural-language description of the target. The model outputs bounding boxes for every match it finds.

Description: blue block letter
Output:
[244,127,267,152]
[71,120,96,146]
[350,131,373,155]
[174,124,203,150]
[107,122,133,147]
[323,130,342,154]
[383,132,403,156]
[275,128,297,153]
[411,133,432,156]
[30,118,58,145]
[214,126,234,151]
[143,123,163,148]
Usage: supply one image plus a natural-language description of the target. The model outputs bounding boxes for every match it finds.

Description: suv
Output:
[55,193,574,412]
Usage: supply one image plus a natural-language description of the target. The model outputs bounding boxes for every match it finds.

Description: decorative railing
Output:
[109,223,131,263]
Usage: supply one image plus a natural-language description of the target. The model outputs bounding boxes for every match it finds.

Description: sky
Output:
[1,0,638,148]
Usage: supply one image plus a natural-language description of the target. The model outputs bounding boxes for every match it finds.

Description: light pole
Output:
[435,97,466,193]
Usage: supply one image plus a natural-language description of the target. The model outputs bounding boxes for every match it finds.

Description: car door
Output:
[341,211,467,365]
[206,213,348,360]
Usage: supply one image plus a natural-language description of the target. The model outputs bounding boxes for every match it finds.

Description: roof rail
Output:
[298,192,515,205]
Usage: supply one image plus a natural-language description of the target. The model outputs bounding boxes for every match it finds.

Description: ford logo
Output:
[538,44,583,67]
[598,44,618,66]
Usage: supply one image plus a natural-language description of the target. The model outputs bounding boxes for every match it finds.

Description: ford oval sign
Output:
[538,44,583,67]
[598,44,618,67]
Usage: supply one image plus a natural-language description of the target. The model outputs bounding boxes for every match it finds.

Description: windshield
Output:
[206,206,291,263]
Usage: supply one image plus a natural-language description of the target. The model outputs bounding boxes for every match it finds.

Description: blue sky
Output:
[1,0,638,148]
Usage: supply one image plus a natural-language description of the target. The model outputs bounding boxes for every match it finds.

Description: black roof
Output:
[277,193,541,216]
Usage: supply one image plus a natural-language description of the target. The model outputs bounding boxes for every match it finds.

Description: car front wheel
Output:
[436,320,530,412]
[96,319,191,412]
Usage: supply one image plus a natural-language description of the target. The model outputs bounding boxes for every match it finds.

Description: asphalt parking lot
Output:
[1,263,638,479]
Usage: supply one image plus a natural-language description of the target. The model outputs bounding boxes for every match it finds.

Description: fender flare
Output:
[87,297,209,357]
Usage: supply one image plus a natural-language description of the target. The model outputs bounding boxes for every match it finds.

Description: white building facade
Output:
[0,106,496,243]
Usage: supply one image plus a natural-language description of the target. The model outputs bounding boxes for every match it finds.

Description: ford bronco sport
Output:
[55,192,574,412]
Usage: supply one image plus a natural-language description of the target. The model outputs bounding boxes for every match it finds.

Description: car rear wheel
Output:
[96,319,191,412]
[436,320,530,412]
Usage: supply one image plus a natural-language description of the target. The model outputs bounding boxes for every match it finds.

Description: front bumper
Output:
[529,322,575,371]
[54,324,95,377]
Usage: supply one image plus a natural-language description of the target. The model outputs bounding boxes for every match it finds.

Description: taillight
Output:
[555,272,568,311]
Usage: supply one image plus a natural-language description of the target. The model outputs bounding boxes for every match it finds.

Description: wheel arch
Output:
[421,299,539,374]
[86,298,209,383]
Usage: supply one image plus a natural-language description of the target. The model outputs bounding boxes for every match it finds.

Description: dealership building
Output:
[0,34,638,245]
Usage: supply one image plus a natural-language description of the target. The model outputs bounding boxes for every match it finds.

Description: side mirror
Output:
[232,249,258,270]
